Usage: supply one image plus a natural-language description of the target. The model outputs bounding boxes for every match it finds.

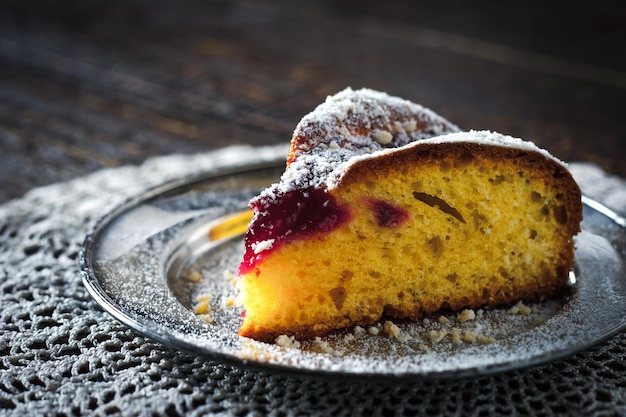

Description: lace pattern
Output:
[1,148,625,416]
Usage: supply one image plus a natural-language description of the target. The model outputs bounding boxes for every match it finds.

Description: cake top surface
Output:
[257,88,460,202]
[255,88,565,203]
[337,130,567,187]
[288,87,460,159]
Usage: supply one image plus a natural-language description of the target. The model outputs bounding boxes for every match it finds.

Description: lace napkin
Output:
[1,147,625,416]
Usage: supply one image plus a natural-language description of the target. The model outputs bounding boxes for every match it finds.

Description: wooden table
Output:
[1,1,624,203]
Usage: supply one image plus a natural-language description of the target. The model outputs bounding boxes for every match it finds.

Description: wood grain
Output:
[0,1,624,202]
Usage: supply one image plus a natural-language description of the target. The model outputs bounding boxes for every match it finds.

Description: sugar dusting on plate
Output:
[84,147,626,379]
[192,270,566,375]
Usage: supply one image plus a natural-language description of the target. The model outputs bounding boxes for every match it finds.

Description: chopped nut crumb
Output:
[438,316,450,324]
[194,302,209,315]
[477,335,496,344]
[518,303,532,315]
[507,301,532,315]
[183,270,202,282]
[450,328,463,345]
[383,321,401,339]
[343,333,355,342]
[461,331,477,344]
[197,314,214,324]
[404,120,417,132]
[353,325,366,336]
[457,309,476,322]
[275,335,301,349]
[313,337,334,354]
[372,130,393,145]
[368,326,380,336]
[396,333,410,343]
[428,329,448,343]
[223,296,237,308]
[194,294,212,314]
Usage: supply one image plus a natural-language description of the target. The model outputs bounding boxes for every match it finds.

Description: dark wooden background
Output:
[1,0,625,203]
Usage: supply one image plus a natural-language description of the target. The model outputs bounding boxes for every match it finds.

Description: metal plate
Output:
[81,156,626,380]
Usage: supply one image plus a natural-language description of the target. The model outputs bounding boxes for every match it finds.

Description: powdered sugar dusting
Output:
[253,88,460,204]
[251,89,567,208]
[327,130,567,189]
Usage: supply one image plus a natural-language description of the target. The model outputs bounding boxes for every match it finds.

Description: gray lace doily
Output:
[1,146,625,417]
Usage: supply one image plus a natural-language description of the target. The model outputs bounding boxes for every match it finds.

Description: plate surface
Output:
[81,156,626,380]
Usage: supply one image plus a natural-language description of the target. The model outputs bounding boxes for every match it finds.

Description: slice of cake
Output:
[236,88,582,342]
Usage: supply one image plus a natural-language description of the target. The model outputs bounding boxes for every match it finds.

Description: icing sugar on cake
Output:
[333,130,568,189]
[257,88,565,200]
[259,87,461,199]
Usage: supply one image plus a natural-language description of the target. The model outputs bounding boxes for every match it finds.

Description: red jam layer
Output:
[238,188,352,275]
[364,198,410,227]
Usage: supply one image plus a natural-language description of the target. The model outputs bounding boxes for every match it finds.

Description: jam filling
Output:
[365,198,410,227]
[238,187,351,275]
